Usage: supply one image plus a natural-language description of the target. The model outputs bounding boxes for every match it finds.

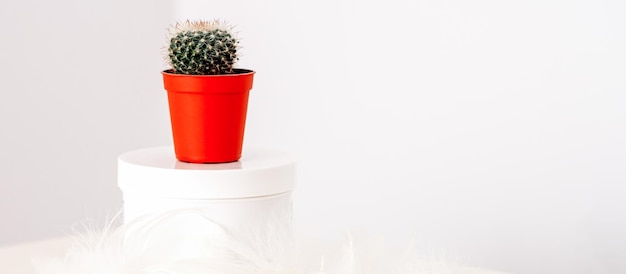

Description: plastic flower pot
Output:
[162,69,255,163]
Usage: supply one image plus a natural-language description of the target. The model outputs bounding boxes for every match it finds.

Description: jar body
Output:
[122,190,293,233]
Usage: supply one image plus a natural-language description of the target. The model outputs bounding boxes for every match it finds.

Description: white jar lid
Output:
[118,147,296,199]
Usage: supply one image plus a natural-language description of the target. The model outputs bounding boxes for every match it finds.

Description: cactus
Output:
[166,20,239,75]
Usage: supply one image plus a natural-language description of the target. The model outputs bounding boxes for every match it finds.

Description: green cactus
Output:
[166,20,239,75]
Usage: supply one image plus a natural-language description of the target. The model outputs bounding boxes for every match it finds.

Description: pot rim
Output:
[162,68,255,77]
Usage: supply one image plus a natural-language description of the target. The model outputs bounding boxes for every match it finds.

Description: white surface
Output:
[0,237,71,274]
[1,0,625,274]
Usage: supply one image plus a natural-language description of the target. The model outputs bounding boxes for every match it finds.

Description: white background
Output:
[1,0,625,273]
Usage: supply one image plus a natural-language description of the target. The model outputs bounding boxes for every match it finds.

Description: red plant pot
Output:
[162,69,255,163]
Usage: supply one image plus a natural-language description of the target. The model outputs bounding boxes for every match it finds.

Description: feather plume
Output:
[33,210,466,274]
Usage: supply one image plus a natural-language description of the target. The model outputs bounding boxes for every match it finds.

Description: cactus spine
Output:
[166,20,239,75]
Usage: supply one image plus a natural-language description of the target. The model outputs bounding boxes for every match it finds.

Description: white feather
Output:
[33,210,466,274]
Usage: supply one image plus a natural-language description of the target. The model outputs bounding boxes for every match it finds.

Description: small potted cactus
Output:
[162,19,255,163]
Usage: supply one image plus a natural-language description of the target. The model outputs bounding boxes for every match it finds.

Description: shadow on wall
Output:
[0,0,173,245]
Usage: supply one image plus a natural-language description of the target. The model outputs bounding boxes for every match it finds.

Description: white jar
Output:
[117,147,296,235]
